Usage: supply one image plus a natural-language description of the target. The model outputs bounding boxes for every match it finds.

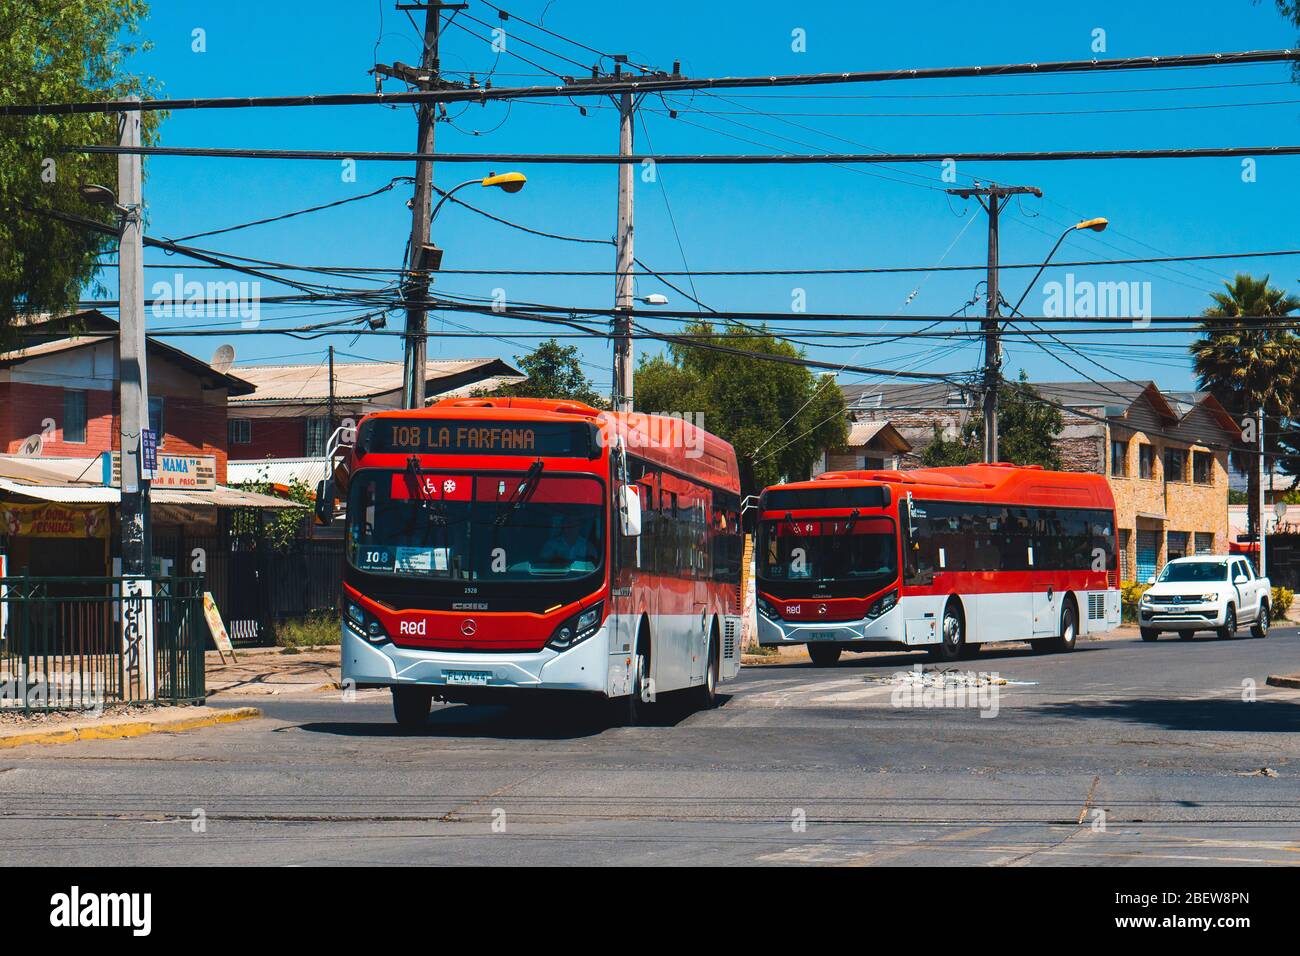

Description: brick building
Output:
[838,379,1239,582]
[0,311,251,484]
[226,357,525,460]
[0,311,293,579]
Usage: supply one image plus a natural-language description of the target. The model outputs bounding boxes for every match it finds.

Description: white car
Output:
[1138,555,1271,641]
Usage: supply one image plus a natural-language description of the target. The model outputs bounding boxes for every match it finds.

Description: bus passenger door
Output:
[608,446,641,697]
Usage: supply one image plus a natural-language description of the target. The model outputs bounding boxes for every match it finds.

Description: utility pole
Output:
[118,99,150,577]
[327,344,336,440]
[612,89,636,412]
[946,183,1041,462]
[382,3,467,409]
[1259,406,1267,577]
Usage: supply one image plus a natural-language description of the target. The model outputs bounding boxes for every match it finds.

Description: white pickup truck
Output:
[1138,554,1271,641]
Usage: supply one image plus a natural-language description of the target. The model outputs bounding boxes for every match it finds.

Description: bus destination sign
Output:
[360,419,598,458]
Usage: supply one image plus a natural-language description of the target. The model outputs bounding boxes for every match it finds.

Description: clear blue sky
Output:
[94,0,1300,396]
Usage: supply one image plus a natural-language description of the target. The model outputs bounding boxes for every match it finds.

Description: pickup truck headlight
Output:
[1198,592,1219,602]
[866,589,899,619]
[547,601,604,651]
[345,601,390,644]
[1139,593,1154,605]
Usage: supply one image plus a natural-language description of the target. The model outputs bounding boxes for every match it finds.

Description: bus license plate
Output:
[445,670,491,686]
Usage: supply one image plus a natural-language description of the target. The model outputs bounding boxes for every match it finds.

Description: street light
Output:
[1007,216,1108,318]
[637,293,669,306]
[429,171,527,223]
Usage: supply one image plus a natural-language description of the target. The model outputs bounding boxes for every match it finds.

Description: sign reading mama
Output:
[102,452,216,491]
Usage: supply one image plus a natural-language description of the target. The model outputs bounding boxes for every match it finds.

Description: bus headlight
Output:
[866,589,899,619]
[548,601,604,650]
[345,601,390,644]
[757,597,779,621]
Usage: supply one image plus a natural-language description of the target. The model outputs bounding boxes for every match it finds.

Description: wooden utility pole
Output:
[383,3,466,409]
[118,98,151,576]
[946,182,1041,462]
[612,90,635,412]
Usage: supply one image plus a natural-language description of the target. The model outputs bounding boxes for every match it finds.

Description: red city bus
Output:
[324,397,744,727]
[755,463,1121,664]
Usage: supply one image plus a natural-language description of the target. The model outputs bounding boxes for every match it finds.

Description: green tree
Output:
[919,374,1065,469]
[483,338,608,408]
[1192,273,1300,530]
[1,1,161,342]
[634,322,848,496]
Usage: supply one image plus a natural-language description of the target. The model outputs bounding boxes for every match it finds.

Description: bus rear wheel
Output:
[692,628,721,709]
[1049,600,1078,653]
[807,643,842,666]
[392,686,433,731]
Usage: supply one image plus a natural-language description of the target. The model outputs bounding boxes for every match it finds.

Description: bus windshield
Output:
[758,515,898,584]
[346,469,605,582]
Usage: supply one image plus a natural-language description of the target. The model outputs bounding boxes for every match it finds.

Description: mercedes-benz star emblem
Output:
[460,619,478,637]
[818,604,828,616]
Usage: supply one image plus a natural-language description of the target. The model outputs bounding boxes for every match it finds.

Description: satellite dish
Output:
[16,434,44,457]
[211,344,236,374]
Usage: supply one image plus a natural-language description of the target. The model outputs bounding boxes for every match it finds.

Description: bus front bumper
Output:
[341,624,611,695]
[757,610,903,646]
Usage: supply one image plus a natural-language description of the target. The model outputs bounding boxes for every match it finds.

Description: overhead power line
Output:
[72,144,1300,165]
[4,48,1295,116]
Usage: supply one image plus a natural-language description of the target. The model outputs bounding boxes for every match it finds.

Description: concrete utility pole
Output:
[386,3,466,409]
[946,183,1041,463]
[1259,406,1267,577]
[327,344,336,440]
[612,90,636,412]
[118,100,150,576]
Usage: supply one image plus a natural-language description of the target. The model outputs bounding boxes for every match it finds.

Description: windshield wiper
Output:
[405,455,446,526]
[495,460,545,526]
[844,508,860,533]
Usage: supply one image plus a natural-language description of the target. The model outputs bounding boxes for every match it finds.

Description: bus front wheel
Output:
[392,686,433,731]
[928,601,964,662]
[807,643,842,666]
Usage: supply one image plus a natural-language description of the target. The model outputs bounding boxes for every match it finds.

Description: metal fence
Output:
[0,576,206,713]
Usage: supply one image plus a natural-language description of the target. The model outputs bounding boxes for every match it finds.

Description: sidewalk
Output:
[206,646,342,697]
[0,705,260,750]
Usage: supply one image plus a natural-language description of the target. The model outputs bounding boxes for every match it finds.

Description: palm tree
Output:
[1192,273,1300,536]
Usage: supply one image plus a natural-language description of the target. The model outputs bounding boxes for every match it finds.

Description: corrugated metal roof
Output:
[844,421,912,452]
[228,457,330,487]
[228,358,525,403]
[0,480,303,509]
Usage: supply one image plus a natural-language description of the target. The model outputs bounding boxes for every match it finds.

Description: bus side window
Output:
[899,499,929,585]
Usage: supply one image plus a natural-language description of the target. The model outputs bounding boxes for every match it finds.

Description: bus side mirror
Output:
[619,485,642,537]
[315,479,335,526]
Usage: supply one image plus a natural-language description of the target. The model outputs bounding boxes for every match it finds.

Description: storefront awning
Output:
[0,476,303,509]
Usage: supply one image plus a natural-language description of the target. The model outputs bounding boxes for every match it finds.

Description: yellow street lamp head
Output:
[481,171,527,193]
[1073,216,1108,232]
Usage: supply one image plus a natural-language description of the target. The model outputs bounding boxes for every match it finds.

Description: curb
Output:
[0,706,261,750]
[1266,675,1300,690]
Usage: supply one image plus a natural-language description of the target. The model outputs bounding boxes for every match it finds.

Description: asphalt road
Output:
[2,627,1299,866]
